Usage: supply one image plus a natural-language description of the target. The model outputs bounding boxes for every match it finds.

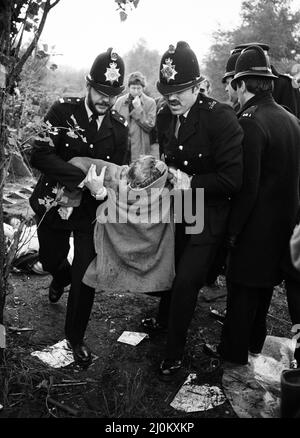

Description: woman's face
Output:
[129,84,143,98]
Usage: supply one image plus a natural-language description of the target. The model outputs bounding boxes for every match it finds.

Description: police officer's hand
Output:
[84,164,108,199]
[167,166,177,184]
[168,167,191,190]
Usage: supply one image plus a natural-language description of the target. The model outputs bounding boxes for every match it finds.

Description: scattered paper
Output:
[222,335,296,418]
[170,373,226,413]
[31,339,74,368]
[0,325,6,349]
[117,331,149,346]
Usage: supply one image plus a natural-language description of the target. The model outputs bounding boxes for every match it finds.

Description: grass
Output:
[0,275,295,418]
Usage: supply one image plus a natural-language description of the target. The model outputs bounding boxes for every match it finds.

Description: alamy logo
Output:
[96,186,205,235]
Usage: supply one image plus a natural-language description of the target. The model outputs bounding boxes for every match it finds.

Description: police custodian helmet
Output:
[222,51,240,83]
[156,41,204,95]
[86,48,125,96]
[231,45,278,89]
[231,42,270,55]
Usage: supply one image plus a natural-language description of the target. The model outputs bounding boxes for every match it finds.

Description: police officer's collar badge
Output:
[161,58,177,82]
[105,62,121,84]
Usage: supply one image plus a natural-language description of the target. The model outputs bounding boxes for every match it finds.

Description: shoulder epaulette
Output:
[111,109,128,127]
[241,105,258,118]
[281,73,293,81]
[58,97,82,105]
[198,96,219,111]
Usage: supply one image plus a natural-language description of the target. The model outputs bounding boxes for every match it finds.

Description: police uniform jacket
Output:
[227,92,300,287]
[272,65,300,118]
[157,93,244,243]
[29,97,128,229]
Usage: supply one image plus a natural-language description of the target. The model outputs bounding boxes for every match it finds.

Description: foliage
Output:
[204,0,300,101]
[115,0,140,21]
[0,0,61,333]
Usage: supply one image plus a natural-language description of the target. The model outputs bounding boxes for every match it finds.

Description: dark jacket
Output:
[157,93,244,243]
[29,97,128,229]
[272,65,300,118]
[227,92,300,287]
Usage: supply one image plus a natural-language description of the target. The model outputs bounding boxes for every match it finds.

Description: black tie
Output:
[89,113,98,139]
[179,115,186,124]
[177,115,186,141]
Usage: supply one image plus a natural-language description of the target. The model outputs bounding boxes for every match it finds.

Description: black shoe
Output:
[49,279,65,303]
[159,358,182,376]
[202,343,221,359]
[67,340,92,367]
[141,317,167,333]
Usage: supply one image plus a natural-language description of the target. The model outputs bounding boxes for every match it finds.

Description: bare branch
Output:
[49,0,61,10]
[8,0,59,88]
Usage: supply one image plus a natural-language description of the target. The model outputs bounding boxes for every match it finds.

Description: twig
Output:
[51,382,87,388]
[46,396,80,417]
[267,313,291,325]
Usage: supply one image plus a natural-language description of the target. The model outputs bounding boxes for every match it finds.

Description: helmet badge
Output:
[161,58,177,82]
[105,62,121,84]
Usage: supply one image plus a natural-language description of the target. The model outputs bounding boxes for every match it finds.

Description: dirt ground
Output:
[0,271,292,419]
[0,176,294,419]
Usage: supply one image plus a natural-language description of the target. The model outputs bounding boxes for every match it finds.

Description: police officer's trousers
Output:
[165,231,223,360]
[37,219,96,344]
[218,281,273,364]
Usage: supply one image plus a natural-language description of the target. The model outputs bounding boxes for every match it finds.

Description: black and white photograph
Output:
[1,0,300,424]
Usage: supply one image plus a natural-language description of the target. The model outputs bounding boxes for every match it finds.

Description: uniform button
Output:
[183,161,188,166]
[198,153,202,158]
[107,156,110,160]
[199,100,203,104]
[65,143,69,147]
[90,144,94,149]
[179,145,183,150]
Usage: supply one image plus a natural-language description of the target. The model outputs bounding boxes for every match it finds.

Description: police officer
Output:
[29,48,128,366]
[204,50,242,289]
[207,46,300,365]
[233,42,300,118]
[155,41,244,375]
[222,51,241,112]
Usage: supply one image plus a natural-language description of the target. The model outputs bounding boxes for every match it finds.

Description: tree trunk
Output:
[0,91,6,324]
[0,0,61,364]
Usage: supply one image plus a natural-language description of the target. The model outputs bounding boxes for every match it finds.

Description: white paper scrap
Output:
[117,331,149,346]
[171,373,226,413]
[31,339,74,368]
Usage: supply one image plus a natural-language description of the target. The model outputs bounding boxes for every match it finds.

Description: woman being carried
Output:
[58,155,176,295]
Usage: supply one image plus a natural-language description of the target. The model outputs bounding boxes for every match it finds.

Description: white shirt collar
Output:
[180,109,190,119]
[84,97,105,129]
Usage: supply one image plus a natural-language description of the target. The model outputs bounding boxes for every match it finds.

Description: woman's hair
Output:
[126,155,165,188]
[128,71,146,88]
